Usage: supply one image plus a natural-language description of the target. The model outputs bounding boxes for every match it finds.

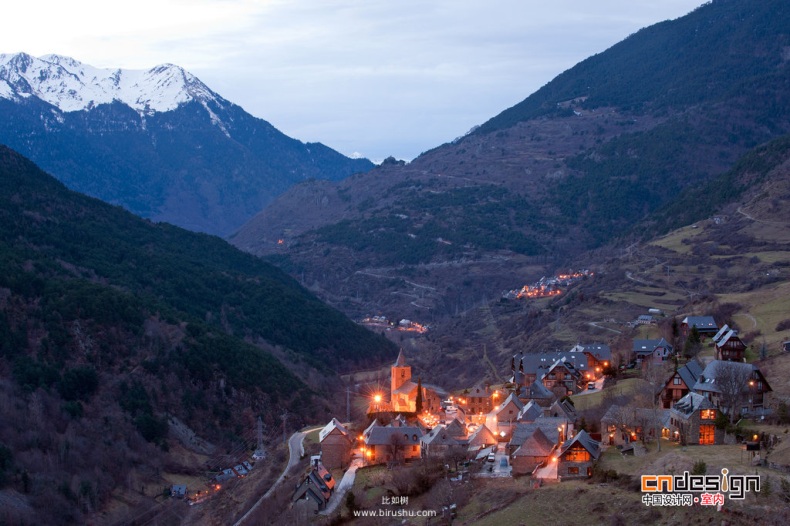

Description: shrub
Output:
[58,366,99,401]
[691,460,706,475]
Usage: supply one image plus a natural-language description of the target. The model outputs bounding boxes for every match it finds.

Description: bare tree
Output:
[444,445,468,472]
[388,433,406,465]
[636,364,671,452]
[715,362,753,423]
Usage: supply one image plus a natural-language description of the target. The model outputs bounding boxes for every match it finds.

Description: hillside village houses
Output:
[681,315,720,340]
[307,312,778,503]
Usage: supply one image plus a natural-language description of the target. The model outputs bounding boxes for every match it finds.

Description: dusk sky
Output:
[4,1,706,162]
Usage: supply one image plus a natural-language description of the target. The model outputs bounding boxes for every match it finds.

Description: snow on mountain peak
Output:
[0,53,222,114]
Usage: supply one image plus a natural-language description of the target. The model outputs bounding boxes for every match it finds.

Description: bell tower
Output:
[391,348,411,395]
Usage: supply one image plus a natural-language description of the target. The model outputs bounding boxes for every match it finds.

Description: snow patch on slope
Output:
[0,52,223,115]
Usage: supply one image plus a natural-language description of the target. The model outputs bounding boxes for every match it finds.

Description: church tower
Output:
[391,348,411,396]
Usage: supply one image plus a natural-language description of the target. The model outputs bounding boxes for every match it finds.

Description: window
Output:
[673,377,681,385]
[700,409,716,420]
[567,467,579,475]
[700,424,715,445]
[563,447,590,462]
[412,445,418,452]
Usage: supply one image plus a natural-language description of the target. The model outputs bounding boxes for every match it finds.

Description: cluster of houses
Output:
[293,314,776,512]
[606,316,772,447]
[359,315,429,334]
[502,270,593,300]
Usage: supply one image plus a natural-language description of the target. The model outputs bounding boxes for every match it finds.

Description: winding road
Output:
[233,427,320,526]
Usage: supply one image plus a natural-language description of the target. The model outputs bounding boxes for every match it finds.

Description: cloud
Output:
[2,0,706,160]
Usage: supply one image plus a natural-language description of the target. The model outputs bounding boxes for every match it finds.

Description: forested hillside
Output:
[0,145,394,524]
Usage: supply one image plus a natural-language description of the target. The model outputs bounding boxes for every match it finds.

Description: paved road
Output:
[233,427,320,526]
[476,443,512,478]
[320,455,363,516]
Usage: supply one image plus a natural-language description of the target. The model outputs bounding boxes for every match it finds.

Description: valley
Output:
[1,1,790,525]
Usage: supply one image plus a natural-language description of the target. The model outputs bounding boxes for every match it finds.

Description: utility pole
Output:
[346,386,351,423]
[253,416,266,460]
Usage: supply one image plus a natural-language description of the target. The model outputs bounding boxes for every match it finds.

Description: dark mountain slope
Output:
[0,145,394,524]
[233,0,790,327]
[478,0,790,133]
[0,59,373,236]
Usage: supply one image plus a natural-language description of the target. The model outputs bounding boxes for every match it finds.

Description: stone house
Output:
[510,427,554,476]
[669,392,724,445]
[692,360,772,418]
[364,426,423,464]
[556,430,601,480]
[318,418,353,470]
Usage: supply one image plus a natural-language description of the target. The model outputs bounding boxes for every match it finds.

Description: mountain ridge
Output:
[0,53,374,236]
[1,52,224,115]
[232,0,790,327]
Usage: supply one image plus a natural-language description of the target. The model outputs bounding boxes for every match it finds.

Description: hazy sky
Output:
[4,1,705,161]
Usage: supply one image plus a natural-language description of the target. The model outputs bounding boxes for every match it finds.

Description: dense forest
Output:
[0,146,395,524]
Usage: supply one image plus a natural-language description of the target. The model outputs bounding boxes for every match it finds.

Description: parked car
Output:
[499,457,508,468]
[588,382,596,390]
[487,453,496,462]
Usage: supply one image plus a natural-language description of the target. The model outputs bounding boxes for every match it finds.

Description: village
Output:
[287,314,788,522]
[503,270,593,300]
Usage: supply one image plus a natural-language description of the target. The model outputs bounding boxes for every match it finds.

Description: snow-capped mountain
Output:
[0,53,373,236]
[0,52,230,130]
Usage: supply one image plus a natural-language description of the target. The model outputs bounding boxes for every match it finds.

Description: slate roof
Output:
[445,418,467,438]
[662,360,705,393]
[467,425,497,447]
[633,338,673,356]
[683,316,719,333]
[671,392,715,416]
[496,392,525,416]
[519,400,543,422]
[510,417,568,448]
[512,427,554,457]
[527,381,554,400]
[575,343,612,361]
[549,398,577,420]
[716,329,741,347]
[394,348,407,367]
[366,426,423,446]
[363,419,380,439]
[421,426,463,447]
[559,430,601,460]
[693,360,770,394]
[676,360,703,388]
[512,351,591,381]
[393,380,417,395]
[712,324,730,343]
[319,418,350,443]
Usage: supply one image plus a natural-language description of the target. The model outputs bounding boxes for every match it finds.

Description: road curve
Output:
[233,427,321,526]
